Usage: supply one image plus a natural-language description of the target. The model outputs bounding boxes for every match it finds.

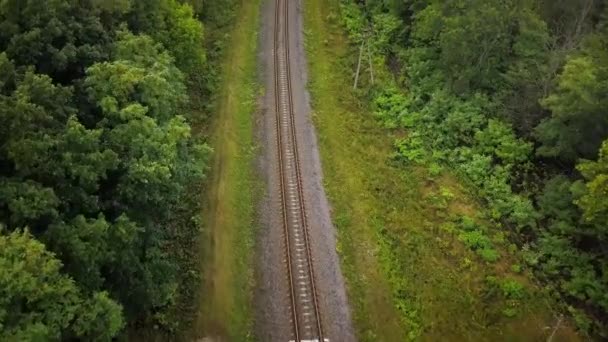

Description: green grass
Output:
[304,0,580,341]
[192,0,261,340]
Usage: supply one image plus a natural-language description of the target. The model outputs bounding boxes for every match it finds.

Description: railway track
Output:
[273,0,326,341]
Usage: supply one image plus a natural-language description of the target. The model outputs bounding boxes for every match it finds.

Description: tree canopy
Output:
[0,0,218,338]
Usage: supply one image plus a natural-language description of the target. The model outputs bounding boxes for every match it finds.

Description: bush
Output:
[501,279,526,300]
[458,230,492,250]
[394,132,426,164]
[457,215,479,232]
[474,119,532,165]
[479,248,500,263]
[373,87,411,128]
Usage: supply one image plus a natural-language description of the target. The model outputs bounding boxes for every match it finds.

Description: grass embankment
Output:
[304,0,578,341]
[192,0,261,340]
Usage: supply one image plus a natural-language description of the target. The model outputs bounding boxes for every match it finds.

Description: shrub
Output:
[457,215,479,232]
[474,119,532,165]
[501,279,526,300]
[478,248,500,263]
[394,132,426,164]
[459,230,491,250]
[428,162,443,177]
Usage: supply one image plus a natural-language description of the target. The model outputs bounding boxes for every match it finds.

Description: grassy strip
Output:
[304,0,579,341]
[192,0,261,340]
[304,1,411,339]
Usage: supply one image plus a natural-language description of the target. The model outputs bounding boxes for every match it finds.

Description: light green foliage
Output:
[500,279,526,300]
[440,96,487,147]
[502,306,518,318]
[478,248,500,263]
[576,140,608,232]
[339,2,366,42]
[373,87,410,128]
[81,31,208,317]
[569,306,593,334]
[394,133,426,164]
[458,230,490,249]
[474,120,532,166]
[484,275,524,318]
[426,187,453,210]
[369,13,401,53]
[501,195,538,231]
[129,0,206,76]
[89,31,187,120]
[0,229,123,340]
[85,32,205,220]
[455,217,500,263]
[537,48,608,161]
[0,180,60,226]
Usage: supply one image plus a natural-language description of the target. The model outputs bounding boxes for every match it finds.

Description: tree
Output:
[502,8,551,135]
[576,139,608,238]
[0,0,126,83]
[536,34,608,161]
[407,0,516,94]
[0,0,210,336]
[81,31,208,318]
[128,0,205,76]
[474,119,532,166]
[0,70,117,231]
[0,229,123,341]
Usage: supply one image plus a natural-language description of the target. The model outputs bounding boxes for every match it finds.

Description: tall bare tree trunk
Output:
[353,41,364,89]
[367,40,374,85]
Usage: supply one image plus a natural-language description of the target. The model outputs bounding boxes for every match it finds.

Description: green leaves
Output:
[127,0,205,76]
[85,32,204,221]
[0,229,123,340]
[0,0,115,81]
[373,87,411,128]
[345,0,608,335]
[0,0,210,336]
[408,0,515,94]
[576,140,608,235]
[537,52,608,161]
[0,180,59,226]
[474,120,532,165]
[86,32,186,123]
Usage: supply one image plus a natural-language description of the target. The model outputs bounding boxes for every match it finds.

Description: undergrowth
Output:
[304,0,579,340]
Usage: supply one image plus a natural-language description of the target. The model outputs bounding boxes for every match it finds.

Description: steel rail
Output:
[273,0,324,340]
[273,0,300,340]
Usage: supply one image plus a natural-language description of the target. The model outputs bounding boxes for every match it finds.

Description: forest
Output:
[340,0,608,337]
[0,0,238,339]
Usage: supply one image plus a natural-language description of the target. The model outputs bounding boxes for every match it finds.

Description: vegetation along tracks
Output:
[273,0,325,340]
